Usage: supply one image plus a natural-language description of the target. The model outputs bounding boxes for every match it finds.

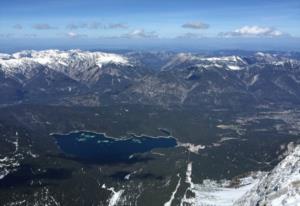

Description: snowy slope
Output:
[235,144,300,206]
[162,53,248,71]
[0,49,131,82]
[184,144,300,206]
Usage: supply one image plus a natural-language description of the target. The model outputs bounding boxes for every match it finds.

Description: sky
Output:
[0,0,300,52]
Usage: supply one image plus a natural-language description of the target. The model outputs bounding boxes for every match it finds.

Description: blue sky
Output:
[0,0,300,51]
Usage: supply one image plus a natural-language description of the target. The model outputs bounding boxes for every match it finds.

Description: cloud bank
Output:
[220,26,286,37]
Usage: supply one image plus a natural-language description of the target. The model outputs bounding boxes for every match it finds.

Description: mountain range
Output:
[1,49,300,108]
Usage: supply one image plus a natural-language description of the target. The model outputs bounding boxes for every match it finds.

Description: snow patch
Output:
[108,187,124,206]
[227,65,242,71]
[181,162,194,205]
[164,174,181,206]
[178,143,205,154]
[249,74,259,85]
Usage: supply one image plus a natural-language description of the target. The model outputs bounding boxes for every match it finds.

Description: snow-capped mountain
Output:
[254,52,300,67]
[162,53,248,71]
[161,51,300,72]
[0,50,131,82]
[1,49,300,107]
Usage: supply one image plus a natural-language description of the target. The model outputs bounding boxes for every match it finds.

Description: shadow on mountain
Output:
[0,164,73,188]
[48,153,155,165]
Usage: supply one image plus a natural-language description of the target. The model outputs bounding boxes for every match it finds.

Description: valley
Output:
[0,103,299,205]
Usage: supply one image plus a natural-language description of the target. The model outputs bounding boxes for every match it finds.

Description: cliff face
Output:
[235,145,300,206]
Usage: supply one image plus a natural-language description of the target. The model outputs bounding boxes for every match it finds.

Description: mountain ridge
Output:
[1,49,300,107]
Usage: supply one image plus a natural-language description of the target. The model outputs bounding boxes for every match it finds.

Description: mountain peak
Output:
[0,50,131,81]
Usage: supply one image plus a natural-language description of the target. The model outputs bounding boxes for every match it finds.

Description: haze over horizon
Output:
[1,0,300,52]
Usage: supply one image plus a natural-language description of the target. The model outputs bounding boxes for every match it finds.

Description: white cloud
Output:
[182,22,209,29]
[220,26,286,37]
[122,29,158,38]
[66,32,87,38]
